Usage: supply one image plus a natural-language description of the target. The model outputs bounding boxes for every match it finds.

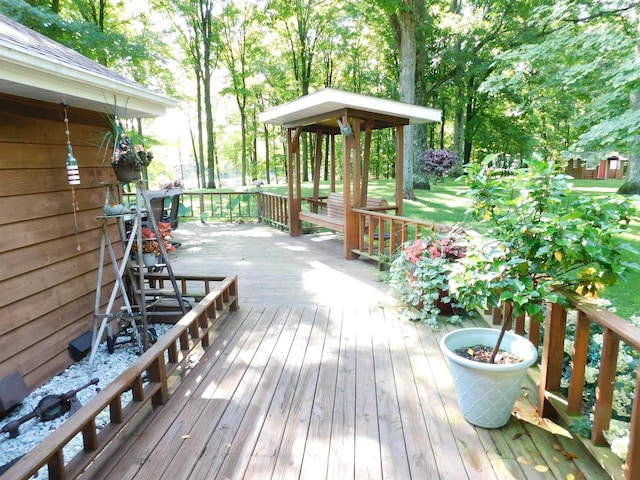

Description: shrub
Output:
[418,149,458,183]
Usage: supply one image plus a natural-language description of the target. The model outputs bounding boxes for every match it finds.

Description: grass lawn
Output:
[259,177,639,319]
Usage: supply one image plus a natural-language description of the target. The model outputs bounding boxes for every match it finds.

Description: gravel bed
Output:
[0,323,172,478]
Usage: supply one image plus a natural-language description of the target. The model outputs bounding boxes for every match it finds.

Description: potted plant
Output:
[389,224,468,328]
[140,223,175,266]
[111,120,153,182]
[442,155,637,428]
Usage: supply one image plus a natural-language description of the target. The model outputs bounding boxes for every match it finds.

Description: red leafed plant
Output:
[141,222,175,256]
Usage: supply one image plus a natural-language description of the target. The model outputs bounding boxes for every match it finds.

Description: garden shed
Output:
[0,14,175,391]
[259,88,441,259]
[566,152,628,180]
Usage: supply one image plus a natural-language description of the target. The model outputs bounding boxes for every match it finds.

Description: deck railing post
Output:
[538,301,567,418]
[625,364,640,480]
[592,329,619,446]
[567,310,590,415]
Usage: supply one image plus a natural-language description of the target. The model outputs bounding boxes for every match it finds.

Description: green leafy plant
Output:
[389,225,468,328]
[449,155,638,362]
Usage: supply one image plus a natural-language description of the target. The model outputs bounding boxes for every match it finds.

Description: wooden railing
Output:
[351,207,439,264]
[256,192,289,229]
[180,191,258,221]
[124,190,290,227]
[503,292,639,480]
[5,275,239,480]
[124,191,260,222]
[348,207,639,479]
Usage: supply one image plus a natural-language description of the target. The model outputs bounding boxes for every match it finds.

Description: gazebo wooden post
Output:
[312,130,322,204]
[288,127,303,236]
[361,120,373,205]
[352,117,362,207]
[340,114,356,259]
[330,134,336,192]
[395,124,404,216]
[343,114,359,259]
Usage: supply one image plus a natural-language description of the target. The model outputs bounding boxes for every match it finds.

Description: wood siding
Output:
[0,93,123,390]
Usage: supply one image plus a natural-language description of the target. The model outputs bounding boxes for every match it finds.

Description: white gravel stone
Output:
[0,323,172,478]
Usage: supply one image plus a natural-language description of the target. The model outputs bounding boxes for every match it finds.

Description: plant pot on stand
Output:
[142,253,157,267]
[440,327,538,428]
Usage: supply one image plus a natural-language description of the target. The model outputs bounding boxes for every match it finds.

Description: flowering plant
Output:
[112,134,153,170]
[140,222,175,256]
[389,224,468,328]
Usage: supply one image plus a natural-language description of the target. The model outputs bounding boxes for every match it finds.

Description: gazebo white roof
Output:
[259,88,441,127]
[0,14,175,118]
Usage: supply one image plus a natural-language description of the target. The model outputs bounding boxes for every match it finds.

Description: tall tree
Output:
[156,0,222,188]
[266,0,334,181]
[383,0,424,199]
[219,1,264,186]
[623,11,640,193]
[481,0,640,188]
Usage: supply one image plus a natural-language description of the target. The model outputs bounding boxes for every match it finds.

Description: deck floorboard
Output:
[82,222,609,480]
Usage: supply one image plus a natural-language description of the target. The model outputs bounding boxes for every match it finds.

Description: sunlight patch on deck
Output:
[303,260,392,306]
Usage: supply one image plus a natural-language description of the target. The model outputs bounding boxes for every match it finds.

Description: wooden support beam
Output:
[287,127,302,236]
[353,117,361,207]
[592,329,619,446]
[330,134,336,192]
[313,130,322,201]
[396,125,404,215]
[538,302,567,419]
[361,120,373,206]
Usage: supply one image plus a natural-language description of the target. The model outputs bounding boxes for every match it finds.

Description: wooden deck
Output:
[82,222,608,479]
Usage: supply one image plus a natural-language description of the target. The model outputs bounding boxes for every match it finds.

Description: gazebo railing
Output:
[256,192,289,229]
[351,207,438,263]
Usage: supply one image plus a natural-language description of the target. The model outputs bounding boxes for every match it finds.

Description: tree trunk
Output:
[264,124,271,184]
[398,8,417,200]
[452,85,465,176]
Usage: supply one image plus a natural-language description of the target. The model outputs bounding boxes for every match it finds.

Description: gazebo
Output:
[259,88,441,259]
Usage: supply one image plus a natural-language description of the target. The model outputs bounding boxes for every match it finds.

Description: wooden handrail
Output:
[527,291,640,480]
[4,275,238,480]
[351,207,440,265]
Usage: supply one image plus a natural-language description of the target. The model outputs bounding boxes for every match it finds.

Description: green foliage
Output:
[481,1,640,157]
[450,156,638,324]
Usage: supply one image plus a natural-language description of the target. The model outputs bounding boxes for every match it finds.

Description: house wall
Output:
[0,93,124,390]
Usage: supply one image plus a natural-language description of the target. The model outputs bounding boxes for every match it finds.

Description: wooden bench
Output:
[298,192,390,233]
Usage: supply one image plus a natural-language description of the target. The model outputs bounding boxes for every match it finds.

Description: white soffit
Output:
[259,88,442,126]
[0,15,175,118]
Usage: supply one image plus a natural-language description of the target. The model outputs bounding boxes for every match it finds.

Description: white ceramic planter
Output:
[440,327,538,428]
[142,253,157,267]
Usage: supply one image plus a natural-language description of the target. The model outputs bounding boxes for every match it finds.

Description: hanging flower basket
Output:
[112,162,142,183]
[110,132,152,183]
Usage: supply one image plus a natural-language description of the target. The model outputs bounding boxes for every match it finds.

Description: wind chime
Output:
[62,101,82,251]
